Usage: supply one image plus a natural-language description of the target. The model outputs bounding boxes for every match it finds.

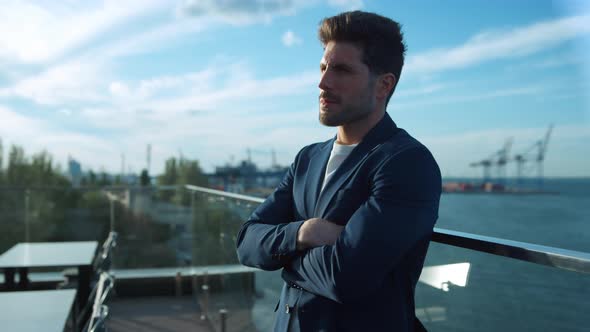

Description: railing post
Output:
[109,197,115,232]
[175,271,183,297]
[219,309,228,332]
[200,270,209,320]
[191,272,198,297]
[201,284,209,320]
[191,191,196,221]
[24,189,30,242]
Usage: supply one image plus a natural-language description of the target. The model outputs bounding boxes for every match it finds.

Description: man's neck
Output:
[336,109,385,145]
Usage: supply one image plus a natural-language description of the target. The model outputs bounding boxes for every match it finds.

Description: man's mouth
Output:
[320,96,339,105]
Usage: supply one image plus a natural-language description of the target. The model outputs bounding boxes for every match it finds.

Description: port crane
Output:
[469,138,513,183]
[512,124,553,186]
[469,158,493,182]
[495,137,513,183]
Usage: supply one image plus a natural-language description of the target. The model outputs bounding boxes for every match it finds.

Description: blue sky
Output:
[0,0,588,178]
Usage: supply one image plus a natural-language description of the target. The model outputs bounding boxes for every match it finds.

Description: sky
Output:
[0,0,589,178]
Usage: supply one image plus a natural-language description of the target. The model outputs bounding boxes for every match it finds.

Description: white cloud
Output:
[327,0,363,10]
[1,5,588,177]
[0,105,47,140]
[405,14,590,75]
[137,67,318,114]
[0,105,117,171]
[109,82,130,99]
[0,58,109,105]
[177,0,299,25]
[394,83,447,99]
[55,60,323,172]
[97,19,209,59]
[393,84,547,110]
[72,102,331,173]
[282,30,303,47]
[120,67,218,102]
[175,0,365,24]
[0,0,169,64]
[58,108,72,116]
[0,11,213,107]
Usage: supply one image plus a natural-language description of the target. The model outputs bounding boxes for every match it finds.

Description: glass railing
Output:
[0,187,112,258]
[106,186,250,270]
[415,242,589,331]
[1,184,588,331]
[184,184,590,332]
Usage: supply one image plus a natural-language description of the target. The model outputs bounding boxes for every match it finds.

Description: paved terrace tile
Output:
[106,296,214,332]
[106,293,258,332]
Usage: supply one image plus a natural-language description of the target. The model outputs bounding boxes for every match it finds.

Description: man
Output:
[236,11,441,332]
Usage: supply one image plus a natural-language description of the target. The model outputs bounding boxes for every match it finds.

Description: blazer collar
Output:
[312,112,399,216]
[304,138,333,217]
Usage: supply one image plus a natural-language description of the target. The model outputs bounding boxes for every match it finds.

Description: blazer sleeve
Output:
[236,151,305,271]
[281,146,441,303]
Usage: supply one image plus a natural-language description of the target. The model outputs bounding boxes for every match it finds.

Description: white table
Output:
[0,289,76,332]
[0,241,98,309]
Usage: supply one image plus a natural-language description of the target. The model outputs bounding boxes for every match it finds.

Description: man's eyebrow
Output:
[320,62,355,71]
[333,63,354,71]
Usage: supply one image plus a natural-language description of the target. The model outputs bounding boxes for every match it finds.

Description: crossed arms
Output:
[236,146,441,303]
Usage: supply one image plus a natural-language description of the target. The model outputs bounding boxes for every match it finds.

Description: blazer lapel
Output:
[304,139,333,218]
[314,113,399,217]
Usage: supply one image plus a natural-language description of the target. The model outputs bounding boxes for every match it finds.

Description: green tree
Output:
[98,172,110,186]
[88,170,97,185]
[140,169,150,186]
[157,157,207,205]
[0,138,4,183]
[0,143,74,251]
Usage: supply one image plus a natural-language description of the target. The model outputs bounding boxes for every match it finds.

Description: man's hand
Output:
[297,218,344,251]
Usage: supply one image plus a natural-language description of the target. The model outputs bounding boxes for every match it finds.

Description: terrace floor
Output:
[106,296,213,332]
[106,292,258,332]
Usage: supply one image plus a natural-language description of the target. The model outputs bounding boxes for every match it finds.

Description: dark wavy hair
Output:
[318,11,407,105]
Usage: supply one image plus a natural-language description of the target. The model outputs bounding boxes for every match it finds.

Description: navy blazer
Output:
[236,113,441,332]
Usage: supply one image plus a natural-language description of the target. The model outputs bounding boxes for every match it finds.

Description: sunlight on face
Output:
[318,41,376,127]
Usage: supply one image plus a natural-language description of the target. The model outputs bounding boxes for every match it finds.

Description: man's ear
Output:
[376,73,396,100]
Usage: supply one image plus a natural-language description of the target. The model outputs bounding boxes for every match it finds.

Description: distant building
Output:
[68,157,82,188]
[208,160,288,194]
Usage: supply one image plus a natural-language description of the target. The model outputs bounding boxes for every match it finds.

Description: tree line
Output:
[0,139,240,268]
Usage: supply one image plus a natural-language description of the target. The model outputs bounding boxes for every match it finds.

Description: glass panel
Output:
[107,187,252,271]
[184,190,590,332]
[0,189,26,253]
[2,185,587,331]
[0,188,113,247]
[438,180,590,252]
[189,191,260,332]
[416,242,590,331]
[112,187,186,269]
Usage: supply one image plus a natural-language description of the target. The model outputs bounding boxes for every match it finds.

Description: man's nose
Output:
[318,70,332,91]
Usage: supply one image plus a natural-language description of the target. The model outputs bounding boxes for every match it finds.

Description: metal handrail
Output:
[186,185,264,204]
[186,184,590,275]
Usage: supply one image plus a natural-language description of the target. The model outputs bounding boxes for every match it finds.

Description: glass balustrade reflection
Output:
[2,186,587,332]
[0,188,112,250]
[415,242,590,332]
[189,191,260,332]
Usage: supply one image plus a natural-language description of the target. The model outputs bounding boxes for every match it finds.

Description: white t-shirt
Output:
[321,140,358,192]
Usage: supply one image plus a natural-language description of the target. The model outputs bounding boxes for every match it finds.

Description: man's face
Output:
[318,41,376,127]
